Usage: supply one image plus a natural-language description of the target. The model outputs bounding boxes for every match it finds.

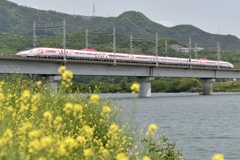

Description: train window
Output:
[205,62,215,64]
[136,57,150,59]
[23,48,33,51]
[116,55,127,58]
[32,48,40,52]
[46,50,56,53]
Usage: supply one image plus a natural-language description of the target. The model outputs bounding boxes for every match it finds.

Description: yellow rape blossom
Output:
[7,106,14,112]
[212,154,224,160]
[0,93,4,101]
[58,66,73,89]
[130,82,140,94]
[108,124,119,135]
[21,90,31,102]
[101,148,110,158]
[58,143,67,156]
[31,93,41,104]
[101,105,111,118]
[58,66,66,74]
[116,153,128,160]
[18,122,32,134]
[28,139,41,153]
[143,155,151,160]
[43,111,52,121]
[90,94,100,104]
[41,136,53,148]
[147,123,158,136]
[73,104,83,115]
[3,129,13,140]
[19,103,30,113]
[36,81,42,88]
[64,102,73,114]
[0,81,4,91]
[82,125,94,139]
[64,137,77,151]
[102,105,111,114]
[0,139,5,147]
[54,116,63,125]
[76,136,86,146]
[83,148,94,159]
[62,70,73,80]
[28,130,42,139]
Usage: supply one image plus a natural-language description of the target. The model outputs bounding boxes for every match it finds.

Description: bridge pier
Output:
[137,77,154,97]
[200,78,215,95]
[38,75,61,92]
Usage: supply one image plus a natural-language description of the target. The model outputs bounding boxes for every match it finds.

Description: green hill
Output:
[1,0,240,51]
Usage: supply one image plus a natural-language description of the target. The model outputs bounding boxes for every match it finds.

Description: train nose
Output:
[16,51,23,56]
[16,52,22,56]
[16,51,28,57]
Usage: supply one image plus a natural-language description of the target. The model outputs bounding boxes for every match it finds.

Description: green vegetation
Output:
[213,81,240,92]
[0,33,32,55]
[0,66,185,159]
[1,0,240,51]
[152,78,202,93]
[71,77,202,93]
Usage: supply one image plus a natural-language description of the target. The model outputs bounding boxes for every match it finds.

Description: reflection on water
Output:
[100,92,240,160]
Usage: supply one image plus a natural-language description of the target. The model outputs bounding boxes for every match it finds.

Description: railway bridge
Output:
[1,57,240,97]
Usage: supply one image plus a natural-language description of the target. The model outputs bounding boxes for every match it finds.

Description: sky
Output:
[8,0,240,39]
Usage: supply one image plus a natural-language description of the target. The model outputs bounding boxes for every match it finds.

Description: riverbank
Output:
[213,80,240,92]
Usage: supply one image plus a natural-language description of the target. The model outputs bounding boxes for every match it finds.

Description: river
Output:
[101,92,240,160]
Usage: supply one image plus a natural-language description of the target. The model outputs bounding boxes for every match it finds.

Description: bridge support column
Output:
[38,75,61,92]
[137,77,154,97]
[200,78,215,95]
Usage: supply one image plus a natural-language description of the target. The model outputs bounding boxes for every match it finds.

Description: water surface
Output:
[102,92,240,160]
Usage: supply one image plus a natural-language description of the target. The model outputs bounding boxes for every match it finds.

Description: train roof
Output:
[81,48,97,52]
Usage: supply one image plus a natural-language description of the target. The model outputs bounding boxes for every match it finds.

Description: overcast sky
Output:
[8,0,240,39]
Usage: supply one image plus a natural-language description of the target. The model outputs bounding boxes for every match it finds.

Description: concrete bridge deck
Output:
[1,57,240,97]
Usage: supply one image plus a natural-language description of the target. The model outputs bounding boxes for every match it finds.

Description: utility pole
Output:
[63,19,66,63]
[155,33,158,66]
[217,42,221,69]
[189,37,192,66]
[33,20,66,63]
[85,28,115,64]
[194,43,197,59]
[165,39,168,56]
[86,29,88,48]
[130,34,157,65]
[93,2,95,17]
[113,27,116,64]
[130,34,132,54]
[33,21,36,47]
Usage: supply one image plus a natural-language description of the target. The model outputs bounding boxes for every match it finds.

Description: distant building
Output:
[170,44,185,51]
[170,43,204,53]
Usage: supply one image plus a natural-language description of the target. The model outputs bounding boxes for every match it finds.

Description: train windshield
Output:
[22,48,33,51]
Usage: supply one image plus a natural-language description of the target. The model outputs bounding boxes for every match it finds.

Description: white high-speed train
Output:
[16,47,234,68]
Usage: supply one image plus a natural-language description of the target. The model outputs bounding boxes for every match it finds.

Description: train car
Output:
[16,48,43,57]
[16,47,234,68]
[67,49,100,60]
[16,47,62,57]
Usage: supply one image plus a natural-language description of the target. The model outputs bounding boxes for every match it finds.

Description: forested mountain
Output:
[1,0,240,51]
